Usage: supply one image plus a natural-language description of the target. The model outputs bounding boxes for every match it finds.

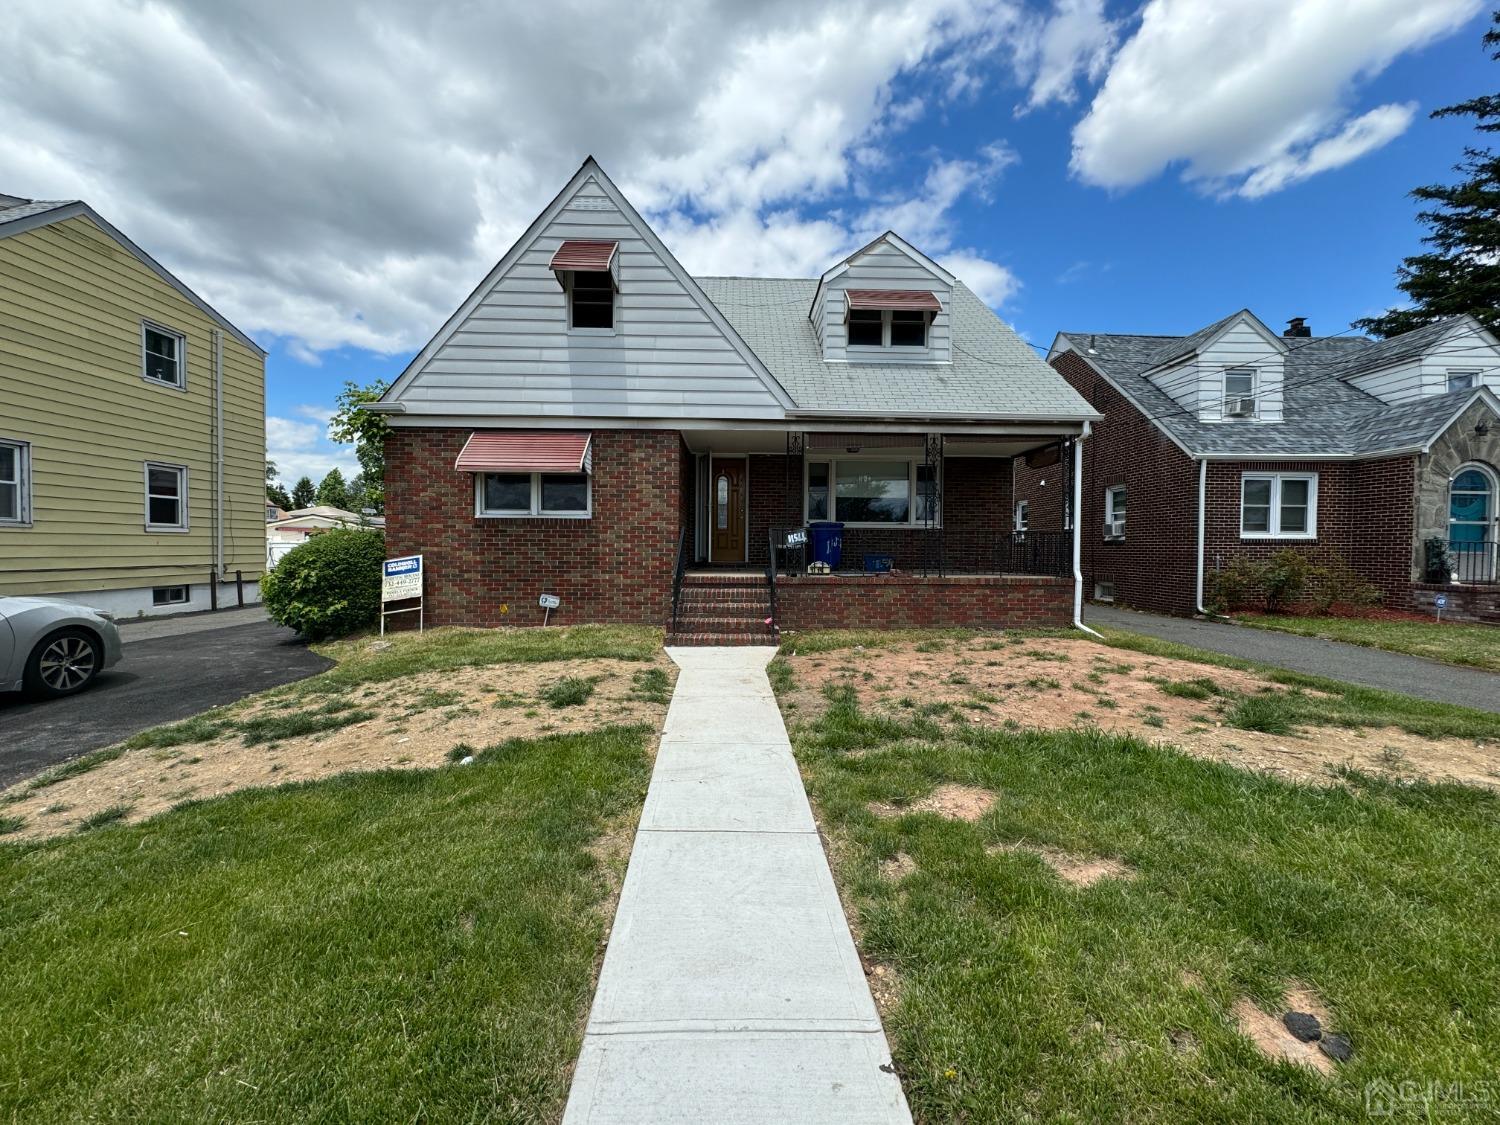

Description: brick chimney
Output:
[1284,317,1310,338]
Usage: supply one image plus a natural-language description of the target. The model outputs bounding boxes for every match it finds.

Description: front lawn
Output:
[791,688,1500,1122]
[0,725,652,1121]
[1234,613,1500,674]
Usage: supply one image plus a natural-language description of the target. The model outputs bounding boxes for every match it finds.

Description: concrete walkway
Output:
[1087,605,1500,714]
[563,647,911,1124]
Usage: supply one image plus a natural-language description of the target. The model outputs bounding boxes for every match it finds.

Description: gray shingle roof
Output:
[1068,322,1491,456]
[697,276,1099,420]
[0,196,74,226]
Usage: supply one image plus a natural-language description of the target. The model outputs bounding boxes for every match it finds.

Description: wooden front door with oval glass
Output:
[709,457,747,565]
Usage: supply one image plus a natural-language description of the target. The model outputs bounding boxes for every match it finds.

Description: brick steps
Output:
[669,572,777,646]
[666,629,780,646]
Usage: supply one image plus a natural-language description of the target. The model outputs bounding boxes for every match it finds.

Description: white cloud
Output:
[1018,0,1118,111]
[1070,0,1479,196]
[0,0,1047,358]
[267,413,358,485]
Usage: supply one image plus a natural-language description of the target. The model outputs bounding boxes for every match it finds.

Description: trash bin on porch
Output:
[809,521,845,570]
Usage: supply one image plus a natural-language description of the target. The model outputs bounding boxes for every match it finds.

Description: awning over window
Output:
[549,240,618,272]
[454,431,592,473]
[845,289,942,312]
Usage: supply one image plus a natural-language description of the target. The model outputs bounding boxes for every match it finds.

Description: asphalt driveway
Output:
[0,618,331,788]
[1086,605,1500,714]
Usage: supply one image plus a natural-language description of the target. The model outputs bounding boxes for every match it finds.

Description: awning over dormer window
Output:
[550,240,618,272]
[845,289,942,312]
[454,431,593,473]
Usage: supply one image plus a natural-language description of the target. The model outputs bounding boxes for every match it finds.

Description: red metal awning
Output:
[454,431,592,473]
[549,240,618,272]
[845,289,942,312]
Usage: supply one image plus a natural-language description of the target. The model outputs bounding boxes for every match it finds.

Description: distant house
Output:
[0,194,267,616]
[266,505,384,568]
[1020,311,1500,622]
[368,158,1099,641]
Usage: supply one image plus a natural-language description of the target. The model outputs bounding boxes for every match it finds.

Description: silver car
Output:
[0,597,124,699]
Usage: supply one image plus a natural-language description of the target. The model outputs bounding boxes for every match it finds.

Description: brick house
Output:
[368,158,1101,642]
[1018,310,1500,622]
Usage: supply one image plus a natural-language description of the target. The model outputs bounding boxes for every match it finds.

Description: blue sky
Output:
[1,0,1492,485]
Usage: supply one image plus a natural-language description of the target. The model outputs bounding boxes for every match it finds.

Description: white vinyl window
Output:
[1241,473,1317,539]
[1447,370,1479,393]
[804,458,939,526]
[152,585,190,606]
[1014,500,1029,532]
[1104,486,1126,539]
[475,472,591,518]
[846,309,929,349]
[145,462,188,531]
[0,438,31,526]
[142,322,187,388]
[1223,368,1257,418]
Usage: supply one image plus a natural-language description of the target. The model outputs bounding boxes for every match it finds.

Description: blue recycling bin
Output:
[809,521,844,569]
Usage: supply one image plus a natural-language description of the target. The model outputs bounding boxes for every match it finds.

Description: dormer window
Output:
[1448,370,1478,392]
[1223,368,1257,419]
[845,290,940,349]
[550,240,618,331]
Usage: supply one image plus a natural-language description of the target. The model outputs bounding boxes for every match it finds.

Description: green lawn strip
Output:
[793,687,1500,1122]
[1234,614,1500,674]
[0,725,652,1122]
[1097,627,1500,742]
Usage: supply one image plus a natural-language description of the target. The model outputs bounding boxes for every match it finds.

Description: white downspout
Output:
[1194,457,1208,616]
[213,329,225,584]
[1072,422,1102,638]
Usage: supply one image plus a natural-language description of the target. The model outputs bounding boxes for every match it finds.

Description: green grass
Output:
[1156,676,1223,701]
[779,627,1004,655]
[0,814,24,834]
[1226,693,1298,735]
[628,667,673,705]
[1236,614,1500,674]
[17,746,127,793]
[792,687,1500,1122]
[542,676,598,708]
[0,725,652,1121]
[1096,627,1500,742]
[234,707,378,746]
[76,804,132,832]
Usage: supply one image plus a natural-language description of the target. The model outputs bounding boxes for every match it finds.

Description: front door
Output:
[710,457,747,564]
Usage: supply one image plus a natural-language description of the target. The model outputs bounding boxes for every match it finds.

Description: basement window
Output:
[1094,580,1116,603]
[152,585,189,607]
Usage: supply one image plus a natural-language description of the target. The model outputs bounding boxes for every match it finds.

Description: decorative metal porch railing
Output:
[768,527,1071,578]
[1446,538,1498,584]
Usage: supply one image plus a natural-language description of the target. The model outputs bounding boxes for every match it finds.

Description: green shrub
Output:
[261,529,386,641]
[1261,549,1312,613]
[1207,556,1262,614]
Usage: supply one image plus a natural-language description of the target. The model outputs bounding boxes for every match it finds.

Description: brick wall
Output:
[384,427,685,627]
[1411,582,1500,623]
[777,574,1070,629]
[1010,442,1070,532]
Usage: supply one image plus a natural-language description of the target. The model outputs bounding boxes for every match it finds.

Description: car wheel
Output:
[24,627,103,699]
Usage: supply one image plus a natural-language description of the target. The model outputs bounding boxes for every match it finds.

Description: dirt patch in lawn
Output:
[879,852,917,880]
[777,635,1500,791]
[871,783,996,821]
[1,654,674,842]
[987,842,1136,888]
[1232,985,1337,1076]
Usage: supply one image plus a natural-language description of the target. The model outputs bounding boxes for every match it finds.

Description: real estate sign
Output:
[382,554,423,602]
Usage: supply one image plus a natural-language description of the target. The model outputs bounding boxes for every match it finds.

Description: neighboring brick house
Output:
[369,158,1100,642]
[1016,310,1500,621]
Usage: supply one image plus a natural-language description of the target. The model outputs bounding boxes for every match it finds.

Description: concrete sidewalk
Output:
[563,647,911,1124]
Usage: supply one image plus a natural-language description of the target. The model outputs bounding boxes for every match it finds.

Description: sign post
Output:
[538,593,561,626]
[381,554,424,635]
[1434,593,1448,623]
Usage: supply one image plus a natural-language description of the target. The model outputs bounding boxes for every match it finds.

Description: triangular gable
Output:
[382,158,794,416]
[1143,309,1286,376]
[808,231,957,322]
[1420,386,1500,451]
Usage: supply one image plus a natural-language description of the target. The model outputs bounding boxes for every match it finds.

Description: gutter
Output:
[1072,422,1102,639]
[1194,458,1207,616]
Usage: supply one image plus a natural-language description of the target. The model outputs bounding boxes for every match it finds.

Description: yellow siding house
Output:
[0,194,267,616]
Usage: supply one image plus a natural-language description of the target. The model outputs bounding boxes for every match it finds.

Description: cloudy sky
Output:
[1,0,1491,483]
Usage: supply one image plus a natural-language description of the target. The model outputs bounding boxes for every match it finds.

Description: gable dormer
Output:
[1144,310,1287,423]
[809,232,954,363]
[1344,316,1500,404]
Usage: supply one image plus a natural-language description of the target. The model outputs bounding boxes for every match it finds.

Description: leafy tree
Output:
[291,476,316,509]
[266,482,292,509]
[316,468,350,510]
[329,379,391,513]
[1356,12,1500,337]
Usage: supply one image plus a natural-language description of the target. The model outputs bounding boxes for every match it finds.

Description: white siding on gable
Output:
[819,239,953,364]
[1348,358,1427,404]
[1347,327,1500,404]
[391,174,785,419]
[1147,319,1287,422]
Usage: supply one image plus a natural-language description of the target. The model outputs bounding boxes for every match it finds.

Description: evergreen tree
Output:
[1356,12,1500,338]
[291,476,316,509]
[266,482,292,509]
[316,468,350,510]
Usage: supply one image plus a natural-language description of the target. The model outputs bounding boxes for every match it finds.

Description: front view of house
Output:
[370,159,1099,640]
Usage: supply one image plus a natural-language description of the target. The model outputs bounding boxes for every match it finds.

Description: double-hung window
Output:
[142,322,186,388]
[1240,473,1316,539]
[1104,486,1126,539]
[0,438,31,526]
[804,458,938,526]
[1223,368,1257,418]
[1014,500,1029,532]
[145,462,188,531]
[477,471,591,517]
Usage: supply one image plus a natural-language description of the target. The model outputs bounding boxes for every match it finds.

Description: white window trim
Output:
[152,585,190,606]
[1014,499,1029,532]
[563,271,616,336]
[802,455,941,528]
[474,471,593,519]
[141,320,188,391]
[844,308,931,353]
[1221,367,1258,420]
[1240,472,1318,540]
[1447,369,1480,393]
[0,436,32,527]
[144,461,189,532]
[1104,485,1126,540]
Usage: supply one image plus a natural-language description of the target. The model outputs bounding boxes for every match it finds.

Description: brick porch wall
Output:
[777,574,1071,630]
[1411,582,1500,623]
[384,427,684,627]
